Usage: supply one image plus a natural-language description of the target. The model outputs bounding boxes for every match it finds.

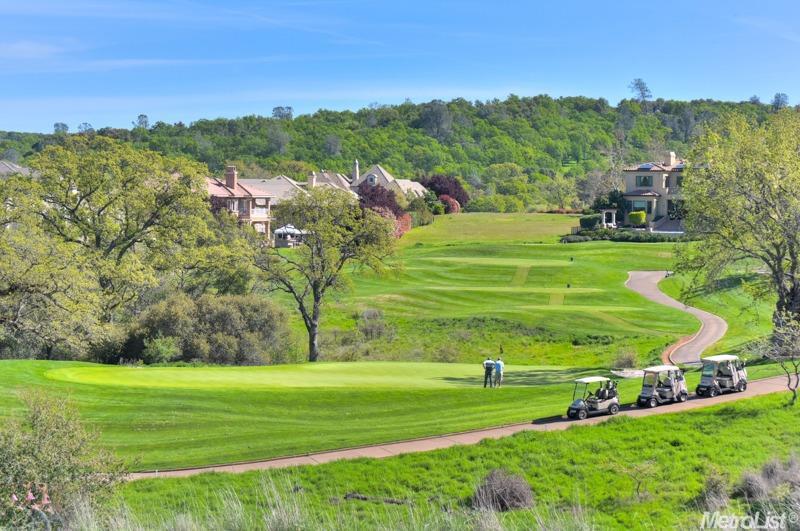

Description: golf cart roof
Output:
[643,365,681,373]
[702,354,739,363]
[575,376,610,384]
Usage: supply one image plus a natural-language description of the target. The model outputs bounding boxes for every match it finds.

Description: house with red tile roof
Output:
[206,165,273,235]
[622,151,686,231]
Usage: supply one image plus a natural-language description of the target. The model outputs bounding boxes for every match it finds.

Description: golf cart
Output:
[696,354,747,397]
[637,365,688,408]
[566,376,620,420]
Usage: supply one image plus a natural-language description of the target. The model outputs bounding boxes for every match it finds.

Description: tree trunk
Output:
[308,320,319,362]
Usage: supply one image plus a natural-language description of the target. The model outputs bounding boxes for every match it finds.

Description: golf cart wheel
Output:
[576,409,588,420]
[740,381,747,392]
[648,397,658,408]
[708,387,719,398]
[566,409,574,419]
[695,386,704,397]
[608,403,619,415]
[678,392,688,403]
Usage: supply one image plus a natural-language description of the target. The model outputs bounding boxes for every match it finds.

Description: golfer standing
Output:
[482,358,496,388]
[493,357,505,388]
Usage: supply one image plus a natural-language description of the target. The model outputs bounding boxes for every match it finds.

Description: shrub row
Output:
[561,228,694,244]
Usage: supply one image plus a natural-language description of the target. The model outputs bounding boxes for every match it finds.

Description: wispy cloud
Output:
[0,40,65,59]
[0,0,377,45]
[10,50,426,74]
[734,16,800,45]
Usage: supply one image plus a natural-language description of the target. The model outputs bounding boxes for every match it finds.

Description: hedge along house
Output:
[206,165,273,235]
[622,152,686,231]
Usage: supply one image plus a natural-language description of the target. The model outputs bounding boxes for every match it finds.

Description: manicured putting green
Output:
[45,361,577,389]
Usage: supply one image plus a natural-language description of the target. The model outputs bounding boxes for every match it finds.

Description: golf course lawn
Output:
[321,213,702,366]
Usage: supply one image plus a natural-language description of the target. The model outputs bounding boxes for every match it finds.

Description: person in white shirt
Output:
[493,358,505,388]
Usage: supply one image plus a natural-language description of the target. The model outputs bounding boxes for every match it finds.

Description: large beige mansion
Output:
[622,151,685,230]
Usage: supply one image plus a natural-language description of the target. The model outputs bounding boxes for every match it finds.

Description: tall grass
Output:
[67,477,593,530]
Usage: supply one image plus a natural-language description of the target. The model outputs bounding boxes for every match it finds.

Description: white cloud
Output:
[0,0,374,44]
[0,40,64,59]
[734,16,800,45]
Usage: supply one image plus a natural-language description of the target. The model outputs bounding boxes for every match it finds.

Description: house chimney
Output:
[353,159,360,181]
[225,165,238,189]
[310,172,317,188]
[665,151,677,167]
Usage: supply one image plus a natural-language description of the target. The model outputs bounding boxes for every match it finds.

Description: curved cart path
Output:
[130,272,764,480]
[626,270,728,364]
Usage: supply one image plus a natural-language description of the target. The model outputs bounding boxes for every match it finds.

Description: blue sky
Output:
[1,0,798,132]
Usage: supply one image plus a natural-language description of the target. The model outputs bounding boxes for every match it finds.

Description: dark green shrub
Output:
[141,336,180,364]
[560,235,592,243]
[127,292,294,365]
[629,211,646,226]
[409,208,434,227]
[579,213,602,230]
[562,229,692,243]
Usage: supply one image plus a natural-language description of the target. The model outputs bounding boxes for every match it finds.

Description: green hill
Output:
[0,95,776,211]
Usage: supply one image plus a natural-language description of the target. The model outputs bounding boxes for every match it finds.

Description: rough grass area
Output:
[121,393,800,529]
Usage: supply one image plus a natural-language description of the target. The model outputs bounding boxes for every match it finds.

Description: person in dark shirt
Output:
[482,358,496,388]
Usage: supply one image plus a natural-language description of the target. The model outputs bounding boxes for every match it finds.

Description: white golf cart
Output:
[566,376,620,420]
[696,354,747,397]
[637,365,688,408]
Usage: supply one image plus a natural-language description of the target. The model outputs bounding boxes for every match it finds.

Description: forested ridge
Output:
[0,92,781,210]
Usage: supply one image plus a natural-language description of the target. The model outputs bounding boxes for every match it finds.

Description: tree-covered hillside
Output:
[0,91,778,211]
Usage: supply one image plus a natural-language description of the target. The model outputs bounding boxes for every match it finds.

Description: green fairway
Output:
[45,361,580,389]
[328,214,700,366]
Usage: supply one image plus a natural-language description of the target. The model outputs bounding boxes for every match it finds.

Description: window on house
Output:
[632,200,652,214]
[227,199,238,211]
[636,175,653,187]
[676,175,684,187]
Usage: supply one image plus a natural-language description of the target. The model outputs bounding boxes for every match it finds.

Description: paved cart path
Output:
[625,270,728,365]
[130,271,769,480]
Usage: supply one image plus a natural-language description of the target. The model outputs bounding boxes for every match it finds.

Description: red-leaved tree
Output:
[357,182,405,217]
[439,194,461,214]
[420,175,469,207]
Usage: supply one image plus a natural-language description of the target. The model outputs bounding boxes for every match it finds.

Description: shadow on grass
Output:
[682,273,762,299]
[436,367,605,387]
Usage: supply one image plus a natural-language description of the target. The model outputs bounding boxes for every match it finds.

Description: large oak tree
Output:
[28,136,210,321]
[681,111,800,325]
[255,187,395,362]
[0,176,100,356]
